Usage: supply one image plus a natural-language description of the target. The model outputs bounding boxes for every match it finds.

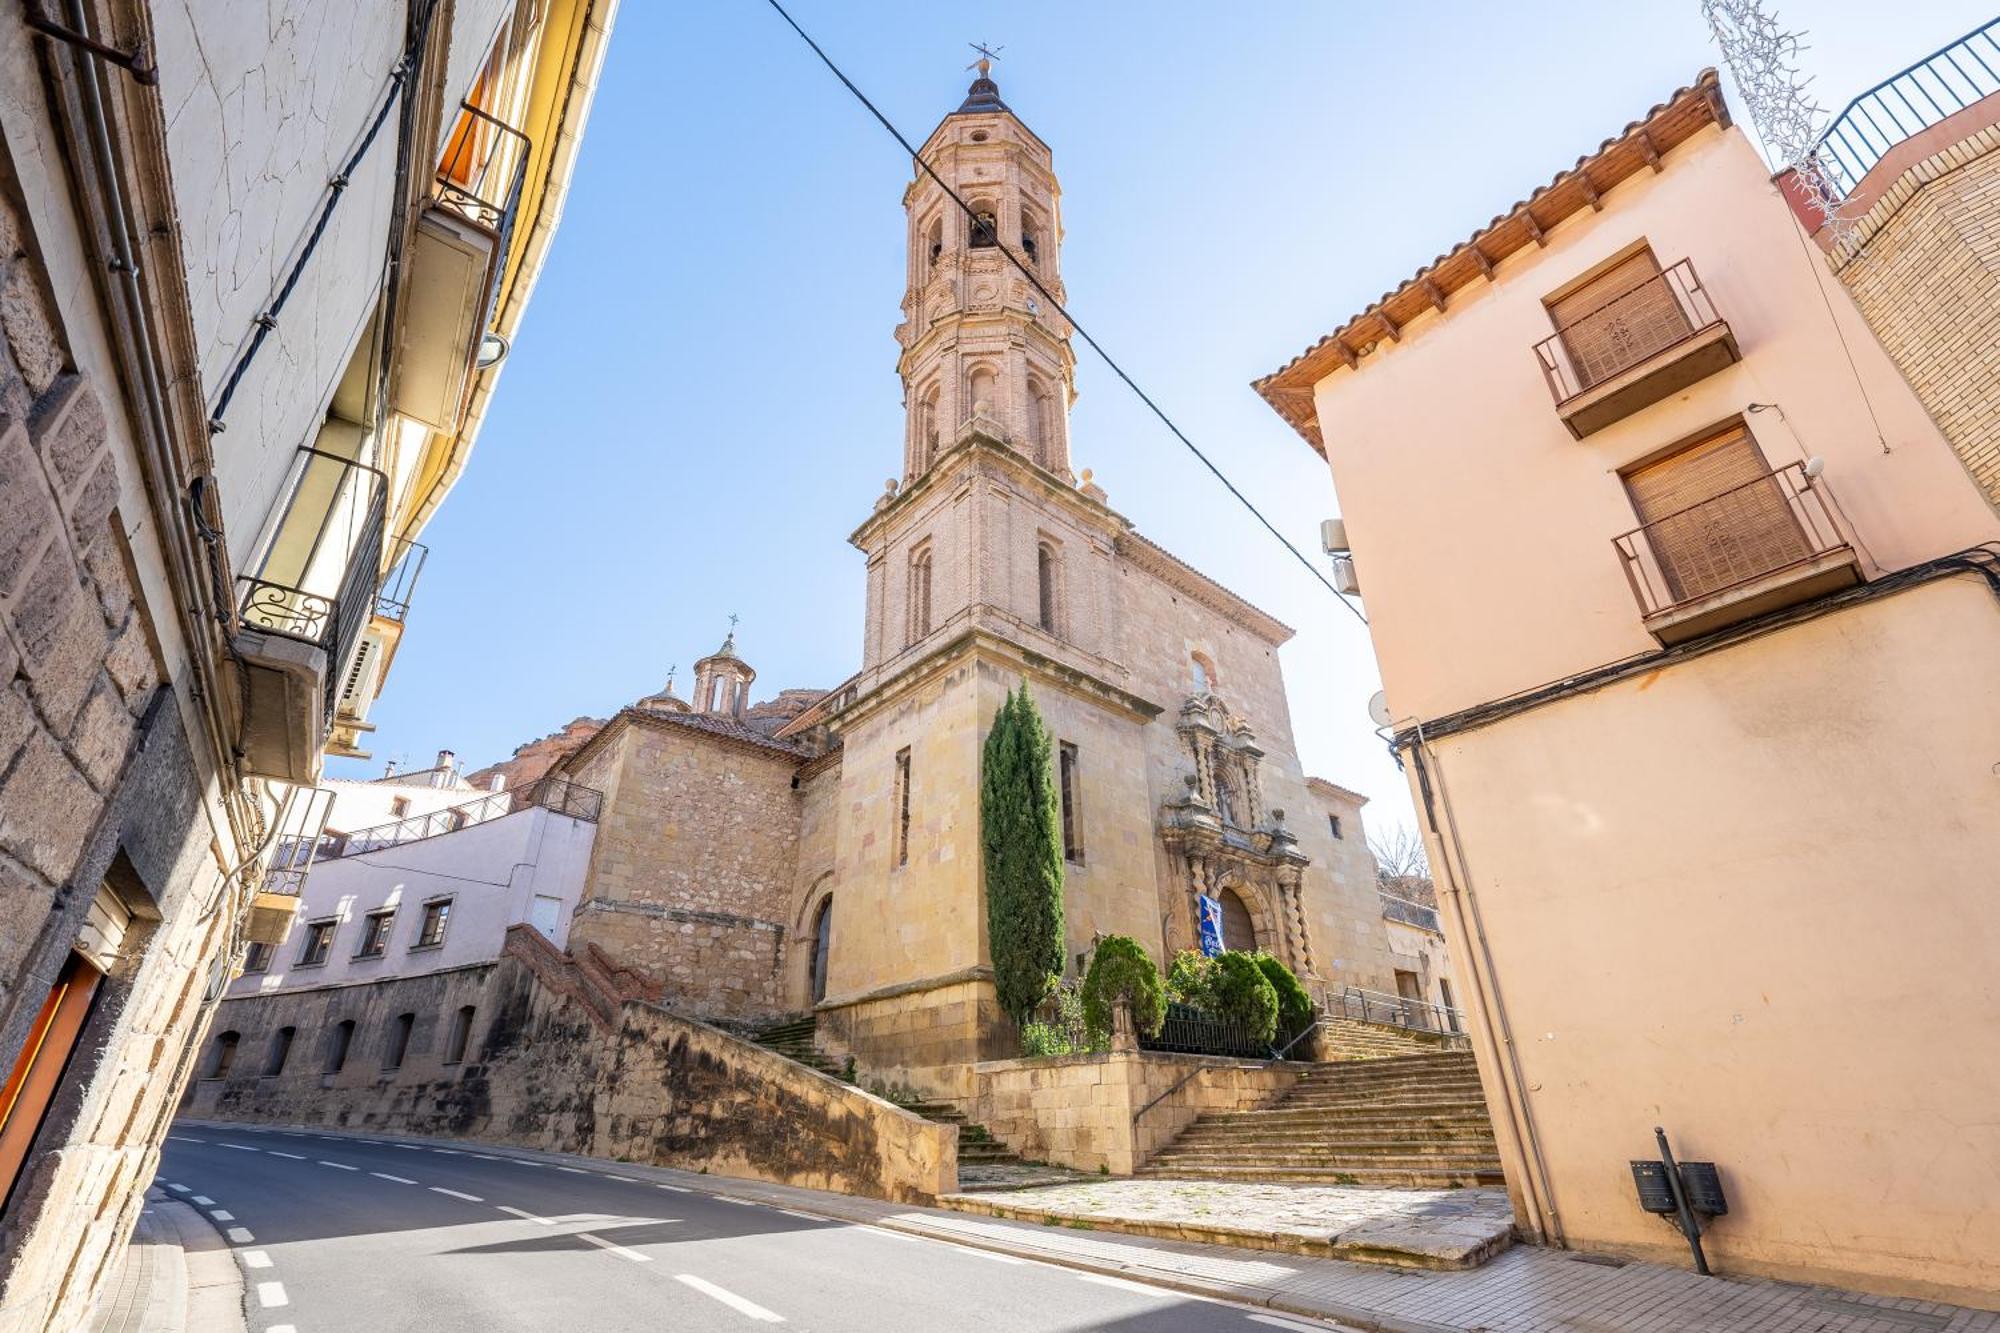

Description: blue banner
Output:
[1196,894,1224,957]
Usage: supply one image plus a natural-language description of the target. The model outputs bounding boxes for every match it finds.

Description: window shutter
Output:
[1625,427,1809,603]
[1551,249,1690,389]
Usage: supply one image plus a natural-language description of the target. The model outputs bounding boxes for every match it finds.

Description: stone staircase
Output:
[1317,1016,1462,1060]
[1139,1050,1504,1188]
[749,1016,1033,1181]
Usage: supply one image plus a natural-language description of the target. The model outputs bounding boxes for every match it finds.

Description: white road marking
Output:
[674,1274,784,1323]
[577,1232,651,1263]
[317,1161,358,1170]
[225,1227,255,1244]
[165,1184,189,1194]
[775,1209,823,1222]
[469,1153,504,1161]
[950,1244,1025,1265]
[370,1173,417,1184]
[256,1281,289,1309]
[430,1187,483,1202]
[715,1196,759,1206]
[166,1136,203,1144]
[218,1143,259,1153]
[556,1166,588,1175]
[393,1145,423,1151]
[191,1196,215,1206]
[353,1139,385,1145]
[267,1326,296,1333]
[602,1174,638,1182]
[508,1160,542,1168]
[1077,1273,1167,1296]
[497,1205,554,1226]
[208,1210,234,1222]
[655,1183,690,1193]
[429,1148,464,1156]
[863,1226,920,1242]
[268,1152,306,1161]
[242,1251,273,1270]
[1247,1316,1346,1332]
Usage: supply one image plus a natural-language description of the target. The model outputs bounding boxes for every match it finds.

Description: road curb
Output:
[93,1191,248,1333]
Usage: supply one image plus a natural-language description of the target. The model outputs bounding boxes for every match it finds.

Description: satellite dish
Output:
[1367,690,1392,728]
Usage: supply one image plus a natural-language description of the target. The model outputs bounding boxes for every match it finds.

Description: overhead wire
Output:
[758,0,1369,629]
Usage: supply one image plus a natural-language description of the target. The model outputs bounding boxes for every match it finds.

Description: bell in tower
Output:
[896,51,1077,485]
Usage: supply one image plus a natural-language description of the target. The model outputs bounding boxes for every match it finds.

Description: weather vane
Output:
[728,612,740,631]
[967,41,1003,76]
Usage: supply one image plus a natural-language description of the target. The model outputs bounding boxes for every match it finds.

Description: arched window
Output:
[968,364,997,420]
[264,1026,295,1076]
[384,1012,415,1071]
[1037,542,1060,635]
[203,1030,239,1079]
[444,1005,476,1065]
[969,204,998,249]
[809,897,833,1005]
[1191,652,1217,693]
[1020,212,1041,265]
[1219,888,1257,952]
[907,547,933,645]
[1027,381,1051,468]
[917,385,940,470]
[324,1019,355,1073]
[925,215,943,271]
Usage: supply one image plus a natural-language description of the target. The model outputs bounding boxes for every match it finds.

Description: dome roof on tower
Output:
[696,630,745,669]
[955,68,1008,115]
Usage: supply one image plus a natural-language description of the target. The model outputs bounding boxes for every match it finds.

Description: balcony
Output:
[328,538,429,760]
[1379,893,1442,934]
[1534,259,1739,439]
[1814,19,2000,200]
[232,449,387,781]
[392,102,530,433]
[1614,461,1861,644]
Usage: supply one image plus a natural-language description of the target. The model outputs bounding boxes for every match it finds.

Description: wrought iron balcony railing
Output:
[374,537,429,623]
[236,448,388,730]
[273,775,605,872]
[1379,893,1442,934]
[1534,259,1724,403]
[434,100,530,319]
[1815,19,2000,199]
[1614,461,1851,622]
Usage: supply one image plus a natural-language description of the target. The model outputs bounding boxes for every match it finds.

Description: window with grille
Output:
[1623,425,1809,605]
[1058,742,1083,864]
[1548,247,1690,391]
[894,748,912,868]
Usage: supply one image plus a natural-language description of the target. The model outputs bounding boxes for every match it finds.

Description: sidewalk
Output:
[176,1120,2000,1333]
[90,1188,245,1333]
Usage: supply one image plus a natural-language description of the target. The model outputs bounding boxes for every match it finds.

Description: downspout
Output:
[1408,722,1566,1246]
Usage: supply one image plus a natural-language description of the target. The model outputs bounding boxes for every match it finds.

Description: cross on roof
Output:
[967,41,1003,75]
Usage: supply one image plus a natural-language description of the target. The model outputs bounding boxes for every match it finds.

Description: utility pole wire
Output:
[758,0,1369,629]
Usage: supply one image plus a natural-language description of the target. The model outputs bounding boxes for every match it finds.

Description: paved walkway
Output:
[91,1189,244,1333]
[165,1120,2000,1333]
[940,1177,1516,1269]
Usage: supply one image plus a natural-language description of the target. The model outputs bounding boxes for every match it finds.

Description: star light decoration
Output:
[1701,0,1851,241]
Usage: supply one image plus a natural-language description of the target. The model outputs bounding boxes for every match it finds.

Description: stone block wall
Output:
[184,927,957,1204]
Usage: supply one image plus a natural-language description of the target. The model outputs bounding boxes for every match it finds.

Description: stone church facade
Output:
[547,67,1404,1096]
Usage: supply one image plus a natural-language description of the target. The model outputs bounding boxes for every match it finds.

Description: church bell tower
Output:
[895,55,1076,484]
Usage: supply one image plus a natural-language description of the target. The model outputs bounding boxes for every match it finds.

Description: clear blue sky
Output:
[339,0,1993,840]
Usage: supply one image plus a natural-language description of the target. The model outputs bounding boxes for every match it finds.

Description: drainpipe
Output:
[1409,723,1566,1246]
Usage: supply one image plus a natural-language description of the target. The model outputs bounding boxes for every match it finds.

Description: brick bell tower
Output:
[894,54,1076,487]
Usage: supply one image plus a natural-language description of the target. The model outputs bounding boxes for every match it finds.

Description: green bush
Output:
[1253,952,1316,1044]
[1080,935,1165,1040]
[1208,950,1279,1044]
[981,685,1066,1024]
[1019,988,1105,1058]
[1164,949,1214,1008]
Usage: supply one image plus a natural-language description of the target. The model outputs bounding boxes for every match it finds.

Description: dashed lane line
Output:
[497,1206,555,1226]
[370,1173,417,1184]
[225,1228,254,1245]
[242,1251,273,1270]
[1077,1273,1170,1297]
[218,1143,259,1153]
[655,1183,691,1193]
[268,1327,297,1333]
[190,1196,215,1206]
[673,1274,785,1323]
[208,1210,234,1222]
[165,1184,189,1194]
[166,1136,203,1144]
[1247,1316,1350,1332]
[430,1187,484,1202]
[316,1161,358,1171]
[601,1174,639,1182]
[775,1209,825,1222]
[555,1166,589,1175]
[255,1281,289,1309]
[715,1196,759,1207]
[268,1152,307,1161]
[577,1232,652,1263]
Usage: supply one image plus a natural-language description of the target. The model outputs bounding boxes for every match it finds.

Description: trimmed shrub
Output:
[1081,936,1166,1040]
[1164,949,1214,1009]
[981,685,1066,1024]
[1253,952,1316,1045]
[1208,950,1279,1045]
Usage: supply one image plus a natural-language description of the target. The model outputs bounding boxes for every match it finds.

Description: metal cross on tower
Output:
[966,41,1003,75]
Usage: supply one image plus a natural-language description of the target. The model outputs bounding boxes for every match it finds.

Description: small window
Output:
[969,207,998,249]
[264,1026,296,1076]
[894,748,912,868]
[241,940,271,974]
[414,900,452,949]
[324,1019,355,1073]
[907,547,933,645]
[1191,652,1217,693]
[444,1005,477,1065]
[297,919,336,967]
[1058,742,1083,864]
[383,1012,414,1071]
[1036,543,1060,635]
[925,216,943,270]
[390,796,410,818]
[203,1031,240,1079]
[355,910,395,959]
[1020,222,1039,264]
[1328,814,1343,841]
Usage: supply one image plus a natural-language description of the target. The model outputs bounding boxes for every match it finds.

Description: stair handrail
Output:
[1321,984,1468,1040]
[1131,1012,1320,1133]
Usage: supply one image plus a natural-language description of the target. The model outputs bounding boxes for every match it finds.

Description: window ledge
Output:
[1557,322,1739,439]
[407,942,445,954]
[1641,545,1862,644]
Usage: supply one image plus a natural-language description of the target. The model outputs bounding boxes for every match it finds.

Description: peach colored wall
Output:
[1308,122,2000,723]
[1408,576,2000,1306]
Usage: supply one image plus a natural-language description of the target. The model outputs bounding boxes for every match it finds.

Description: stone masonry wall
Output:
[564,718,805,1023]
[1833,127,2000,508]
[183,928,956,1203]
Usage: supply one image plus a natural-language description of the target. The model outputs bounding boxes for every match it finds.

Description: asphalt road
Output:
[157,1126,1348,1333]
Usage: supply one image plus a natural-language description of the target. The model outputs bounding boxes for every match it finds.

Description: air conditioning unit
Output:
[390,203,502,432]
[1319,518,1350,556]
[1330,554,1361,597]
[230,627,327,783]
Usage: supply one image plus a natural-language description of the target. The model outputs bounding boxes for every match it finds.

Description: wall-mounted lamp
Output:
[475,332,511,371]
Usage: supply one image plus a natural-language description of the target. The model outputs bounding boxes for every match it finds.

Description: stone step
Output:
[1149,1145,1500,1168]
[1137,1163,1505,1188]
[1199,1103,1493,1127]
[1174,1126,1499,1148]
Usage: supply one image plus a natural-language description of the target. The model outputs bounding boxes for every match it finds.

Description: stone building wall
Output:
[183,928,956,1203]
[1830,124,2000,508]
[563,714,804,1022]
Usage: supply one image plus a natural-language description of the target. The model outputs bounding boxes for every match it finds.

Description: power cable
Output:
[758,0,1368,628]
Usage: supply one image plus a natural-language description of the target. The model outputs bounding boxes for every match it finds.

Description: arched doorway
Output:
[1219,888,1257,953]
[808,897,833,1005]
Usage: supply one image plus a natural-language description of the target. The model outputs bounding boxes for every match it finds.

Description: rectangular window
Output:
[444,1006,476,1065]
[297,920,336,967]
[1328,814,1343,841]
[1547,245,1688,390]
[390,797,410,818]
[383,1013,414,1071]
[0,951,104,1203]
[1623,424,1807,605]
[414,900,452,949]
[894,748,912,868]
[242,940,272,973]
[355,910,395,959]
[1058,742,1083,864]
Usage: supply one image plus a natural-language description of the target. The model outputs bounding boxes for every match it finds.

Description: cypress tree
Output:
[981,684,1066,1025]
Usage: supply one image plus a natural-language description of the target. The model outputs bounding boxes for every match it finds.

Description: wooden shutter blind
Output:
[1551,248,1691,389]
[1624,426,1809,603]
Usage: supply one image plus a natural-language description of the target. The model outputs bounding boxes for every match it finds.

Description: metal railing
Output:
[1815,19,2000,198]
[272,775,603,870]
[237,448,388,730]
[1614,462,1848,619]
[434,100,530,325]
[1379,893,1442,934]
[374,537,428,623]
[1138,1001,1316,1062]
[1534,259,1722,402]
[1323,985,1467,1037]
